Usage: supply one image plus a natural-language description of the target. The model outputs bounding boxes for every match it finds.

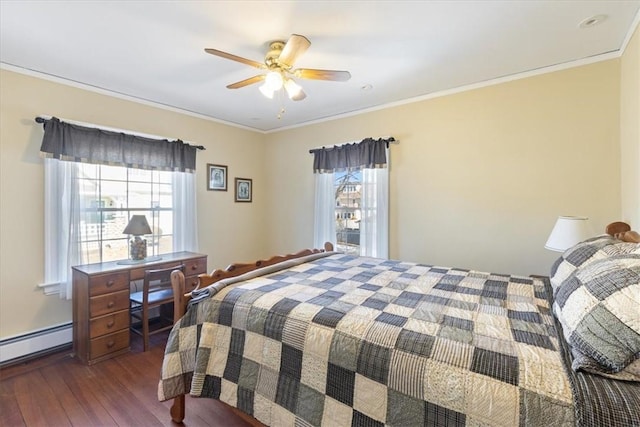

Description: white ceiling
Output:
[1,1,639,132]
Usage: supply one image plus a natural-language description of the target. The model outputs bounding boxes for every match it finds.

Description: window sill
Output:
[38,282,61,296]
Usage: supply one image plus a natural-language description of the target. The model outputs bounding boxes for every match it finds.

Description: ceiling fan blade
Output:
[293,68,351,81]
[205,48,266,70]
[278,34,311,68]
[226,74,265,89]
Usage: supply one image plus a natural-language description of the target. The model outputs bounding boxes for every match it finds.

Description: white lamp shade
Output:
[545,216,592,252]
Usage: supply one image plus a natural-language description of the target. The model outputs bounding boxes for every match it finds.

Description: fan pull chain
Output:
[276,89,286,120]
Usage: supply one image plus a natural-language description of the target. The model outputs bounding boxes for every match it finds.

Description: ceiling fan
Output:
[204,34,351,101]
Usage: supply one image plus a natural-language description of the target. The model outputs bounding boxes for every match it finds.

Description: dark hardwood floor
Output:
[0,331,260,426]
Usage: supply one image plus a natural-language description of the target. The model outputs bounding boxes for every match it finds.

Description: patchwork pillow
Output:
[553,254,640,374]
[550,235,640,292]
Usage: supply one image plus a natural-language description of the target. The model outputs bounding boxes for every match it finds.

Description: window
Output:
[43,158,197,299]
[39,117,199,299]
[312,137,392,257]
[334,170,362,254]
[76,163,174,264]
[315,166,388,258]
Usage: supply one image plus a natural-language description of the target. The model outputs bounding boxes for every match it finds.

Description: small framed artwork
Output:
[207,164,227,191]
[235,178,252,203]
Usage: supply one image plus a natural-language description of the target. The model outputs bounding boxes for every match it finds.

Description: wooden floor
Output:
[0,331,259,426]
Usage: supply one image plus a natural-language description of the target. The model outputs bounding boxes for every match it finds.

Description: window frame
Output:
[42,158,198,299]
[75,163,175,264]
[314,158,389,259]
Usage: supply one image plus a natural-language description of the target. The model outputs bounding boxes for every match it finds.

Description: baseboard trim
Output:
[0,323,72,366]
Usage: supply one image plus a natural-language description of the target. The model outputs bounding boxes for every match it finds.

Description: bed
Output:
[158,225,640,426]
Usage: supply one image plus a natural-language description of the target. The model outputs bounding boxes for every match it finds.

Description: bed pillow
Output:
[549,235,640,292]
[553,254,640,374]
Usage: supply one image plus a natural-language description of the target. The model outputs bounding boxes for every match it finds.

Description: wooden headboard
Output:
[170,242,334,322]
[605,221,631,236]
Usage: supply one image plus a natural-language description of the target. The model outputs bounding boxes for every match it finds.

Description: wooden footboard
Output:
[168,242,333,423]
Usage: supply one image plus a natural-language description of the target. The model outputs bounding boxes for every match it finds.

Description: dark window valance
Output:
[310,137,393,173]
[38,117,200,172]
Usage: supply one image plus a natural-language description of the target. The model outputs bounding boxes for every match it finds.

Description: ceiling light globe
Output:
[265,71,283,91]
[259,83,274,99]
[284,78,303,99]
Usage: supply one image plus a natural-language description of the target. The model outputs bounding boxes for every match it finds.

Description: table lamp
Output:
[123,215,152,260]
[544,216,592,252]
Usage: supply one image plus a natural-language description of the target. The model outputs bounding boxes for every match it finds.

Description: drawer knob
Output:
[107,301,115,308]
[106,280,114,287]
[106,340,115,348]
[191,264,197,270]
[107,320,115,328]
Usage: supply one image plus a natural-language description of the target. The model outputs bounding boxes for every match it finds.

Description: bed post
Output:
[170,269,187,423]
[171,269,188,322]
[170,395,185,424]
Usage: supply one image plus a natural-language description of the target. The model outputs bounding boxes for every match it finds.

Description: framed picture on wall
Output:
[207,164,227,191]
[235,178,252,202]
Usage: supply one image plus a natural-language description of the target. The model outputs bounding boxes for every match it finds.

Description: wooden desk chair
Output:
[130,264,185,352]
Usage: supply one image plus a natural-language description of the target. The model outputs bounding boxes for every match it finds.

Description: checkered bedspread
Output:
[159,252,577,426]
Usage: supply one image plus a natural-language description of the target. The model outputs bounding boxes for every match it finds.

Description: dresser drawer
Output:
[90,329,129,359]
[90,309,129,338]
[89,289,130,318]
[130,262,188,281]
[184,256,207,276]
[184,274,202,292]
[90,272,129,297]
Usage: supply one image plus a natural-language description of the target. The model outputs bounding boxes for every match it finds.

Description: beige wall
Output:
[264,60,622,277]
[620,25,640,228]
[0,69,267,338]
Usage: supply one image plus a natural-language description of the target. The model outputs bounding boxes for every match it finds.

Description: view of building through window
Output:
[335,170,361,254]
[76,164,173,263]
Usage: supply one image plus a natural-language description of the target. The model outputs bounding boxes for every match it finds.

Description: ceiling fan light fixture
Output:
[284,78,303,100]
[259,83,275,99]
[264,71,284,91]
[205,34,349,104]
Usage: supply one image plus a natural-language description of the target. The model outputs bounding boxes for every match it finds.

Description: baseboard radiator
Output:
[0,322,72,367]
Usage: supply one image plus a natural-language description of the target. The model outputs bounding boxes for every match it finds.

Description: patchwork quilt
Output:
[159,253,579,426]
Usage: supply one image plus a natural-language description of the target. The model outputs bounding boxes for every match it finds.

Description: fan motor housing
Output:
[265,41,286,69]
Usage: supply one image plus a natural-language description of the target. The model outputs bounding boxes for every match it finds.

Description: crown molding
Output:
[267,50,622,134]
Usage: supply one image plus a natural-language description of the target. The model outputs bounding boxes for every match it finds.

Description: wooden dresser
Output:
[72,251,207,364]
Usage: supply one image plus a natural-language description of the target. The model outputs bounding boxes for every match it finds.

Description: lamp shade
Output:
[123,215,152,236]
[545,216,592,252]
